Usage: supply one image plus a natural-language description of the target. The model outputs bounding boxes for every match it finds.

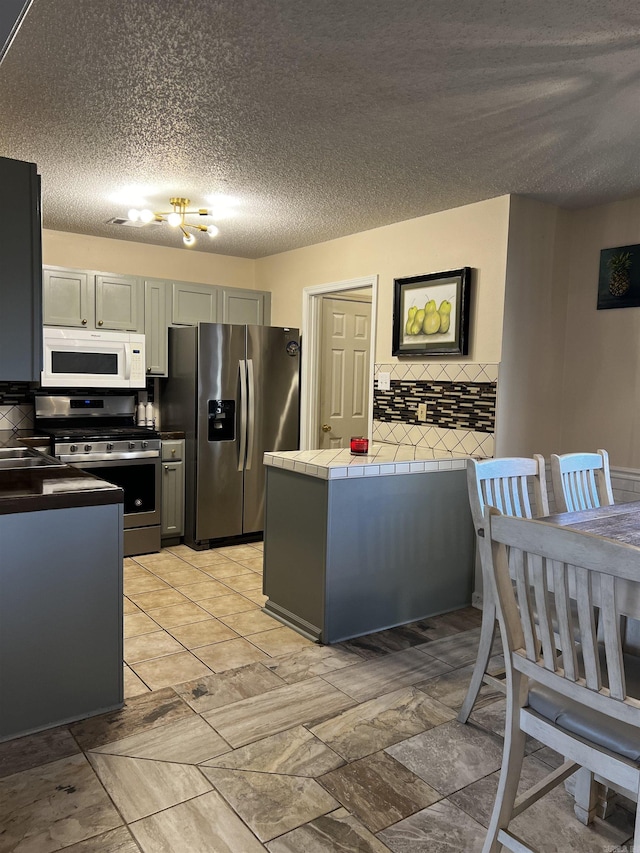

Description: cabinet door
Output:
[219,288,271,325]
[95,274,143,332]
[43,268,92,328]
[0,157,42,381]
[144,279,170,376]
[161,460,184,536]
[172,282,219,325]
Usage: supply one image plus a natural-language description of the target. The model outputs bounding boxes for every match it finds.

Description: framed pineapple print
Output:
[597,244,640,309]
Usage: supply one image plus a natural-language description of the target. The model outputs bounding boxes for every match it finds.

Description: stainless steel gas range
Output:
[35,394,161,556]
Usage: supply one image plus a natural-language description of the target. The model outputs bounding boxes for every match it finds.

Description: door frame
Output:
[300,274,378,450]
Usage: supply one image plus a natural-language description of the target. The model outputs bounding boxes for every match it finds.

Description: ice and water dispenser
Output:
[208,400,235,441]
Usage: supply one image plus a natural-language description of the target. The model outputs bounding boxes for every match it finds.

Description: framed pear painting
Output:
[392,267,471,356]
[597,244,640,309]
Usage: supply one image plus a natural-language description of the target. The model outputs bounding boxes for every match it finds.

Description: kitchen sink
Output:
[0,447,65,469]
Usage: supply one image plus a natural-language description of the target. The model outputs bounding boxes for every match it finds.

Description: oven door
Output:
[73,457,161,529]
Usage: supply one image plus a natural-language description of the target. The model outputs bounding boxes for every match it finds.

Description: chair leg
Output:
[482,668,527,853]
[571,767,598,825]
[458,591,498,724]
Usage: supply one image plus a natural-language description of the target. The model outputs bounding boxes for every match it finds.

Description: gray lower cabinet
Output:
[219,287,271,325]
[0,503,123,741]
[0,156,42,382]
[43,266,143,332]
[172,281,220,325]
[161,440,184,538]
[144,278,171,375]
[263,466,475,643]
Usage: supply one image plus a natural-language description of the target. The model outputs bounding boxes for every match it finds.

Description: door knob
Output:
[322,424,332,432]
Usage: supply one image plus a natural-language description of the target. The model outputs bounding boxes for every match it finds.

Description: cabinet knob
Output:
[171,448,176,456]
[164,465,169,470]
[97,320,104,326]
[81,319,87,325]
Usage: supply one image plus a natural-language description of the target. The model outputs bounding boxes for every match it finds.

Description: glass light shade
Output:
[128,208,140,221]
[207,225,219,238]
[140,208,154,223]
[183,232,196,246]
[167,212,182,227]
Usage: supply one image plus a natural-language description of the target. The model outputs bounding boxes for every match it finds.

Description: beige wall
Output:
[559,196,640,469]
[42,229,256,289]
[255,196,512,365]
[495,197,567,457]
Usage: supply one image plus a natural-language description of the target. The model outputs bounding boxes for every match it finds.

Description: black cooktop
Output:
[45,426,160,443]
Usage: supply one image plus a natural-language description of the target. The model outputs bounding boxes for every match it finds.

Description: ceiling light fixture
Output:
[127,197,220,247]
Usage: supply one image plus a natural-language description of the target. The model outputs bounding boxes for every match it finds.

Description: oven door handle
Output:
[238,359,247,472]
[123,343,132,380]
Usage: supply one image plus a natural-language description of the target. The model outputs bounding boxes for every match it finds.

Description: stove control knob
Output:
[106,443,114,451]
[84,444,92,452]
[70,444,77,453]
[142,440,148,449]
[129,441,136,449]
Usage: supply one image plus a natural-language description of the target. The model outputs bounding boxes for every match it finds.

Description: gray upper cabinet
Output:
[44,266,143,332]
[172,282,219,326]
[219,287,271,326]
[0,156,42,382]
[144,278,171,376]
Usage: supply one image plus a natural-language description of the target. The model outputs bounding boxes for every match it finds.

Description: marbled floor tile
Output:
[167,617,239,648]
[134,554,187,572]
[131,650,213,691]
[69,687,195,750]
[201,559,254,579]
[201,767,339,842]
[319,750,441,832]
[202,676,356,747]
[130,789,266,853]
[175,662,286,713]
[214,544,264,560]
[202,725,344,776]
[128,587,191,611]
[428,605,484,632]
[415,654,504,711]
[194,637,270,672]
[448,752,634,852]
[141,561,199,582]
[385,719,504,795]
[222,573,263,593]
[144,600,210,628]
[176,551,244,569]
[468,699,541,754]
[0,753,122,853]
[231,556,264,573]
[178,578,233,601]
[88,752,211,823]
[123,611,159,638]
[123,629,185,663]
[263,643,362,683]
[59,826,139,852]
[123,573,169,596]
[309,687,455,762]
[416,626,501,668]
[218,608,282,636]
[244,590,269,606]
[198,592,259,617]
[248,625,314,656]
[266,806,391,853]
[323,647,452,703]
[155,566,212,587]
[0,725,80,780]
[90,715,230,764]
[123,665,150,698]
[377,798,486,853]
[122,597,140,615]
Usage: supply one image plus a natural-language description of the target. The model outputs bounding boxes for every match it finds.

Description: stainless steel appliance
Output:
[42,327,146,389]
[34,394,161,556]
[162,323,300,547]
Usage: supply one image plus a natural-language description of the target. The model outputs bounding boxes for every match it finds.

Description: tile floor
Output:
[1,541,636,852]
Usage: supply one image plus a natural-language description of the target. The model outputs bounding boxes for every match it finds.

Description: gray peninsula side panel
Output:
[325,469,474,642]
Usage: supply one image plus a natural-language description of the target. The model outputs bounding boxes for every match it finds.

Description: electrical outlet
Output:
[417,402,427,422]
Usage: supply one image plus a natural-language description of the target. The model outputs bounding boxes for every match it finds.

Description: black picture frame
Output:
[597,244,640,310]
[392,267,471,357]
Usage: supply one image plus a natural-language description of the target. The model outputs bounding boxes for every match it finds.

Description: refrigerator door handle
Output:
[246,358,255,470]
[238,359,247,471]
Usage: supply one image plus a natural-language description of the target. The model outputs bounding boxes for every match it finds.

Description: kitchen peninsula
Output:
[263,445,475,643]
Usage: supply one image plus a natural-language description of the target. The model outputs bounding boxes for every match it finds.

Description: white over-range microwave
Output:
[41,327,146,389]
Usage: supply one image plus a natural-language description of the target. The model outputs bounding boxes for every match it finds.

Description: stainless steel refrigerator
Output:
[162,323,300,547]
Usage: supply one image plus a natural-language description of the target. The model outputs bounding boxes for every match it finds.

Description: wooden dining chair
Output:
[480,508,640,853]
[550,449,614,513]
[457,456,549,724]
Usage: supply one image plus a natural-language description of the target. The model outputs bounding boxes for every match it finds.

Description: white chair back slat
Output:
[551,559,578,681]
[510,547,538,661]
[529,553,557,671]
[575,566,601,691]
[551,450,613,514]
[600,574,626,701]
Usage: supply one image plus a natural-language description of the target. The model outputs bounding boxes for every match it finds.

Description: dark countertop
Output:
[0,430,123,515]
[159,431,185,440]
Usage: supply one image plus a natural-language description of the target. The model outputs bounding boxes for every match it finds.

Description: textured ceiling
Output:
[1,0,640,259]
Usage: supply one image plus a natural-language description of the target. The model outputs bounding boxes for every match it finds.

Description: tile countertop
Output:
[0,430,123,515]
[263,444,470,480]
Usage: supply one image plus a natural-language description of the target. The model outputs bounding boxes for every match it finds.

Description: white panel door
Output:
[318,297,371,448]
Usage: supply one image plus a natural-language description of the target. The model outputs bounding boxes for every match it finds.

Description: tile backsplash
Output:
[373,363,498,458]
[0,382,35,430]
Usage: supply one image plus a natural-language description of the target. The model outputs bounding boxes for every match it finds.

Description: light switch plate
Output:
[377,371,391,391]
[417,402,427,422]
